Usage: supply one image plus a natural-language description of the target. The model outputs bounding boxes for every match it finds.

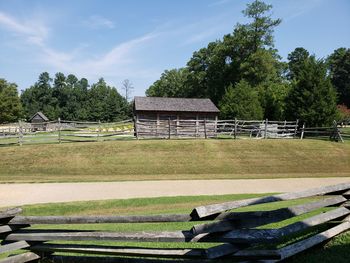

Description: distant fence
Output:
[136,119,299,139]
[0,118,349,147]
[1,182,350,262]
[0,119,134,146]
[300,121,349,142]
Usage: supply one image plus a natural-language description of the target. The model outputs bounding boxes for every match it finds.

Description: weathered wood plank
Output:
[232,249,281,260]
[205,243,243,259]
[192,196,347,234]
[0,252,40,263]
[0,241,30,254]
[30,243,205,258]
[342,190,350,197]
[5,230,220,243]
[0,208,22,220]
[278,221,350,260]
[50,255,215,263]
[0,225,29,234]
[193,182,350,218]
[9,214,192,225]
[221,207,350,243]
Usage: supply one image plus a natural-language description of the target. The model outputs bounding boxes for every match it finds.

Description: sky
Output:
[0,0,349,96]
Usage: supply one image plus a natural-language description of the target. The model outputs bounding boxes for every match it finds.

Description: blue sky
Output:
[0,0,349,96]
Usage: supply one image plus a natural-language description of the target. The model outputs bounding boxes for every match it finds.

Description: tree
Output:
[21,72,58,120]
[146,68,189,97]
[147,0,283,111]
[219,80,263,119]
[122,79,134,102]
[287,47,310,80]
[88,78,129,122]
[328,48,350,107]
[0,79,22,123]
[240,0,281,53]
[286,56,337,126]
[258,82,290,120]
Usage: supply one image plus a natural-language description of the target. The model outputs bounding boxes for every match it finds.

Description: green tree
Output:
[286,56,337,126]
[21,72,59,120]
[0,79,23,123]
[219,80,263,119]
[147,0,284,112]
[258,82,290,120]
[88,78,129,122]
[328,47,350,107]
[287,47,310,80]
[240,0,281,53]
[146,68,189,97]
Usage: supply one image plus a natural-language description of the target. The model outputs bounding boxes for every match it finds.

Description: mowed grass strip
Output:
[1,194,349,262]
[0,139,349,183]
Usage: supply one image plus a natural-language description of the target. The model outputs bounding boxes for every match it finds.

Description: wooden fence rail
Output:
[1,182,350,262]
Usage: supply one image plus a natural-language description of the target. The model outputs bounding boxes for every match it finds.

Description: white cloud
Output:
[82,15,115,29]
[0,10,158,81]
[37,32,158,79]
[0,12,49,45]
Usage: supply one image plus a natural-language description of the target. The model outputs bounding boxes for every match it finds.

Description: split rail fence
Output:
[1,118,349,147]
[135,119,299,139]
[0,119,134,146]
[1,182,350,262]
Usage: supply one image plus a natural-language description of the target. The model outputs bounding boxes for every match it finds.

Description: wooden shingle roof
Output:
[134,97,219,113]
[29,112,49,122]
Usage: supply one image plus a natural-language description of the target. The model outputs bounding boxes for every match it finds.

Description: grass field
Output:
[0,139,349,183]
[1,194,349,262]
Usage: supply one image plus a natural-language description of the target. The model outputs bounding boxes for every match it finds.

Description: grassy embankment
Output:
[1,194,349,262]
[0,139,349,183]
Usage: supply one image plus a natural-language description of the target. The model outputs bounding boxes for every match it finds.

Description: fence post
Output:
[18,120,23,146]
[98,120,101,142]
[264,118,268,139]
[294,119,299,138]
[204,119,207,139]
[234,118,237,139]
[168,118,171,139]
[333,120,344,143]
[300,123,305,140]
[58,118,61,144]
[135,116,139,140]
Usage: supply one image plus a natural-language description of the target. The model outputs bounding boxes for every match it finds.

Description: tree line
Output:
[0,73,132,123]
[146,0,350,126]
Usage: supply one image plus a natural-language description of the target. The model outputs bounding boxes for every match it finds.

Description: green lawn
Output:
[0,139,349,183]
[1,194,349,262]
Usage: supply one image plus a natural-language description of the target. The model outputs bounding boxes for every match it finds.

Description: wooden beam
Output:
[232,249,281,260]
[0,224,29,234]
[342,190,350,197]
[0,241,30,254]
[205,243,243,259]
[0,252,40,263]
[192,196,347,234]
[30,243,205,259]
[0,208,22,220]
[278,221,350,260]
[193,182,350,218]
[221,207,350,243]
[49,255,214,263]
[9,214,192,225]
[5,230,221,243]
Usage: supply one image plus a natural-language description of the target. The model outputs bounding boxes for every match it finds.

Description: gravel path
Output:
[1,177,350,207]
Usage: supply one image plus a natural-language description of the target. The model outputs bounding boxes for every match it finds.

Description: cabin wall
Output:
[135,111,218,138]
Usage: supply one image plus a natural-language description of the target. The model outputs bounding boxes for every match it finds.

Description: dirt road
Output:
[1,177,349,207]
